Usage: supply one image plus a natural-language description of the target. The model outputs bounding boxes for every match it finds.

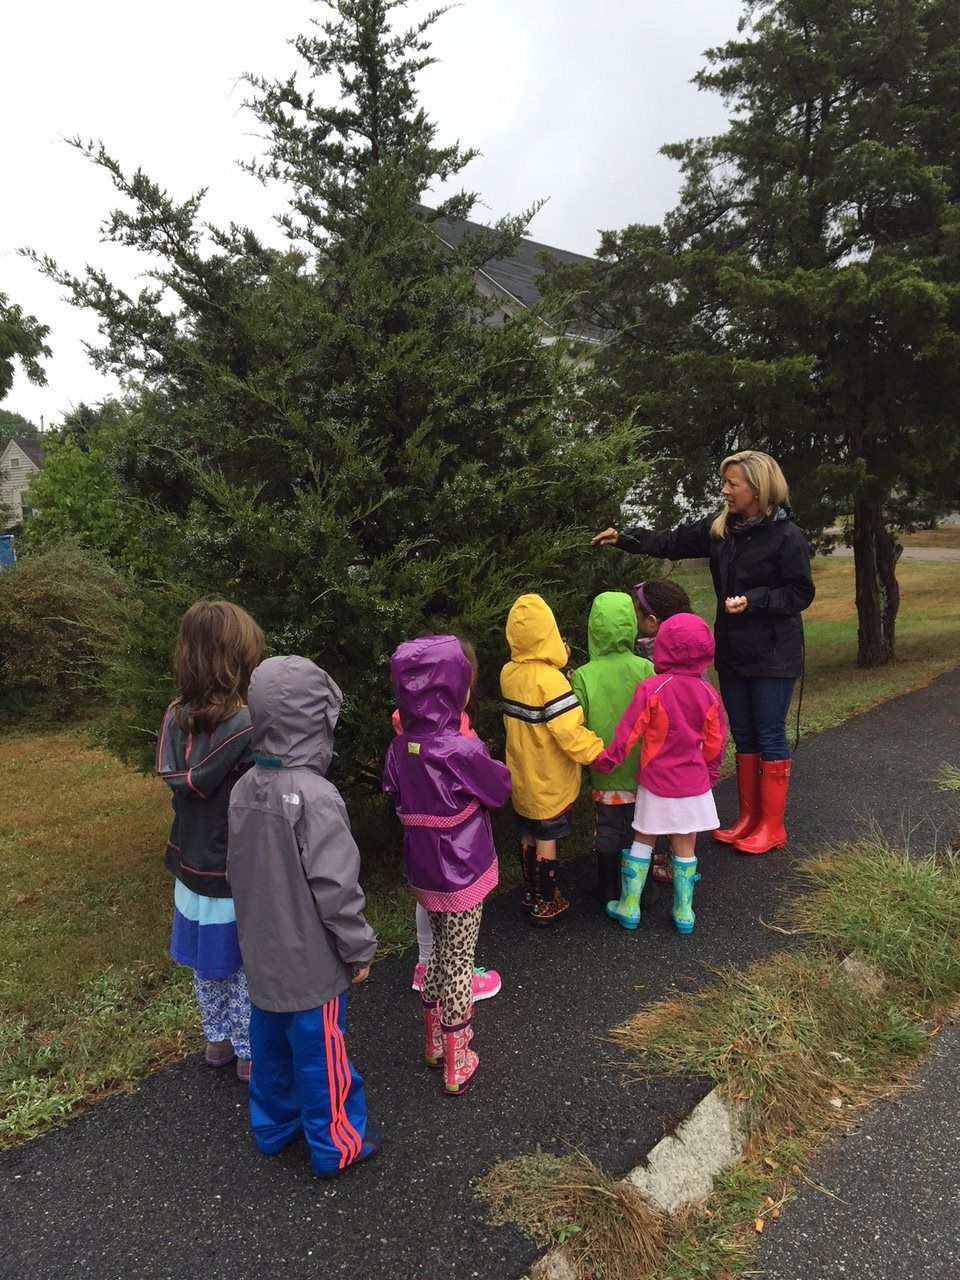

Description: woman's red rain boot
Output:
[734,760,791,854]
[441,1007,478,1096]
[422,997,443,1069]
[713,753,761,844]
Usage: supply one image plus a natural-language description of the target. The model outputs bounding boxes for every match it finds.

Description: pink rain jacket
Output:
[594,613,726,799]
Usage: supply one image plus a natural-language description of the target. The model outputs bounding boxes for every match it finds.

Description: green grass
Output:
[790,837,960,1014]
[478,837,960,1279]
[0,731,194,1146]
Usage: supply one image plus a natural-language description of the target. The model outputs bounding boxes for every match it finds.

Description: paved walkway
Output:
[829,545,960,562]
[759,1022,960,1280]
[3,672,960,1280]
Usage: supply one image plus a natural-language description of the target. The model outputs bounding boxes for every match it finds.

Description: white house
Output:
[1,436,42,529]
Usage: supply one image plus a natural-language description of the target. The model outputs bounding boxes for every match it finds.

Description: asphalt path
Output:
[4,671,960,1280]
[759,1022,960,1280]
[830,546,960,562]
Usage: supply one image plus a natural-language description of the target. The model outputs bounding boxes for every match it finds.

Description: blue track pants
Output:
[248,994,368,1174]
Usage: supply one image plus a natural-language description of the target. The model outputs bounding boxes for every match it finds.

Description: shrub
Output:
[0,543,125,718]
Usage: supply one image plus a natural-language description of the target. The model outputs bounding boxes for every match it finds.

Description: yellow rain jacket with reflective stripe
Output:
[500,594,605,820]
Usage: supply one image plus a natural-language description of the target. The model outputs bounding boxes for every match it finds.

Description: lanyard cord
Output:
[793,620,806,752]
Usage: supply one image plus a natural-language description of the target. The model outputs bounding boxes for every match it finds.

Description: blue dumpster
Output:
[0,535,15,569]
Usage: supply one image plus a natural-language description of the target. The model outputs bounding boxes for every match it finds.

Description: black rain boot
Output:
[530,857,571,926]
[519,842,536,912]
[595,847,622,906]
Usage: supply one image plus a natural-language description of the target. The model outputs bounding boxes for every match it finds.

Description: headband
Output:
[634,581,654,617]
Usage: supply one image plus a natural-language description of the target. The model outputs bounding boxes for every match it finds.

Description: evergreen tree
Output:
[548,0,960,667]
[32,0,632,774]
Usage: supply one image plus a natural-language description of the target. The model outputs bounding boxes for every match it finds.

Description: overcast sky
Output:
[1,0,744,427]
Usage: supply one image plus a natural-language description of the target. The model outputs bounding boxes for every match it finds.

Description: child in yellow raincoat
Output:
[500,594,604,925]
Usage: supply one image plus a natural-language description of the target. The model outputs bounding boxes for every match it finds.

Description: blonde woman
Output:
[592,451,814,855]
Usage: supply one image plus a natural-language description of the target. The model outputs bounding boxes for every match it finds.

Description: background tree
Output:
[548,0,960,667]
[0,293,49,404]
[22,402,128,556]
[31,0,633,776]
[0,409,40,452]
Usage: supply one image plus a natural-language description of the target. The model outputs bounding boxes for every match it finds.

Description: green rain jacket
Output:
[570,592,654,794]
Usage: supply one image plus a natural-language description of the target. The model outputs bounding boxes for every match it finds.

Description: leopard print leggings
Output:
[420,903,483,1025]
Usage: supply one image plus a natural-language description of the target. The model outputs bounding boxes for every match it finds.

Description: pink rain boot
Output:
[441,1006,478,1096]
[422,997,443,1069]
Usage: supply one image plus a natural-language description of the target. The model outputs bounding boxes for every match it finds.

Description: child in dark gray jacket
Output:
[158,600,264,1082]
[228,655,380,1177]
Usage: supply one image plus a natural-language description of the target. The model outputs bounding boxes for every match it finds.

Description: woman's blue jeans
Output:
[718,674,795,760]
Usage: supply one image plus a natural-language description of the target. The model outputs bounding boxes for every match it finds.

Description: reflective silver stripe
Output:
[503,692,580,724]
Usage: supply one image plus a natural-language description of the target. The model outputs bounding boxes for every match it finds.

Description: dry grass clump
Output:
[476,1149,667,1280]
[610,953,925,1145]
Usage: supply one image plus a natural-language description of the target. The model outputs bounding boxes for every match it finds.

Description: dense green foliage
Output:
[32,0,633,775]
[547,0,960,666]
[22,403,127,556]
[0,294,49,404]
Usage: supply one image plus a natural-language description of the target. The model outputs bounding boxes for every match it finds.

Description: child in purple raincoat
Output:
[383,634,512,1097]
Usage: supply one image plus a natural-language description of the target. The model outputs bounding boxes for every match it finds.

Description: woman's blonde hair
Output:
[710,450,789,539]
[173,600,265,732]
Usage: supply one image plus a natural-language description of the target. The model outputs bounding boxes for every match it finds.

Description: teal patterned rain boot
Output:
[671,857,700,935]
[605,849,651,931]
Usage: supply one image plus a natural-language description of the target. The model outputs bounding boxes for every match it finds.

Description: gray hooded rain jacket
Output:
[227,656,377,1012]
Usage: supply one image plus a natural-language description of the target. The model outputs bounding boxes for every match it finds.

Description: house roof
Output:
[431,214,594,310]
[11,436,43,467]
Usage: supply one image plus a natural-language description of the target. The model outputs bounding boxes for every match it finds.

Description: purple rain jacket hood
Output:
[227,656,376,1012]
[383,635,512,899]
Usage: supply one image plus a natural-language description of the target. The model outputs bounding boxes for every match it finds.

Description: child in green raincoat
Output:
[570,592,654,905]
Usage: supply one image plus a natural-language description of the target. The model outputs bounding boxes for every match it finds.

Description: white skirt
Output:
[632,785,719,836]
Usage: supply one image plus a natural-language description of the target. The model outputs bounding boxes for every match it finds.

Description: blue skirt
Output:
[170,880,243,981]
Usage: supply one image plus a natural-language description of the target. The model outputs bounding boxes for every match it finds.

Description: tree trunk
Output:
[852,490,900,667]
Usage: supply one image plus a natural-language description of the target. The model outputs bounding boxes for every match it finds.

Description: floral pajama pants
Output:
[194,969,251,1059]
[420,903,483,1026]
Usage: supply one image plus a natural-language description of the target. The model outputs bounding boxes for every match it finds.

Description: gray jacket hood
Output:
[248,655,341,774]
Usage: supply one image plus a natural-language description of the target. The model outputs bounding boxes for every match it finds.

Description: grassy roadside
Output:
[899,525,960,549]
[477,837,960,1280]
[2,554,958,1148]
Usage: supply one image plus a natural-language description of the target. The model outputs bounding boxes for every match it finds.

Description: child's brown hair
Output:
[173,600,265,732]
[633,579,692,624]
[455,635,480,728]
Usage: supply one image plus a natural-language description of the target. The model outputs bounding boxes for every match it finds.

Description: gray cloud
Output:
[1,0,742,423]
